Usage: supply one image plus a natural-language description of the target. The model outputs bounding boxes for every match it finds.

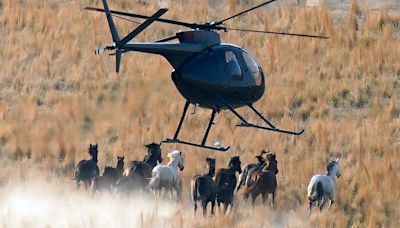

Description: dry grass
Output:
[0,0,399,227]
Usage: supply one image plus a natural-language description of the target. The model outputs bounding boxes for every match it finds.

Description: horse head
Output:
[206,157,216,169]
[255,155,265,167]
[144,142,163,165]
[229,156,242,174]
[168,150,184,171]
[327,158,341,178]
[206,157,216,175]
[88,143,98,163]
[265,153,279,174]
[117,156,125,171]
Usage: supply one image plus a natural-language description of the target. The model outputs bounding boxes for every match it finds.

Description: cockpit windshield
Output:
[225,51,242,81]
[242,52,261,86]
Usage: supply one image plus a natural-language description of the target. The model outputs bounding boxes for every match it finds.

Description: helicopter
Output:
[85,0,328,152]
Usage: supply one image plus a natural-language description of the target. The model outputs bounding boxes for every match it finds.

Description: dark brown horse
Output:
[214,156,242,214]
[243,153,278,207]
[117,143,163,193]
[75,144,100,189]
[92,156,124,193]
[191,157,218,216]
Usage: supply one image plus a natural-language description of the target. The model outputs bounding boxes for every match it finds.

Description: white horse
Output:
[307,158,341,215]
[148,150,185,198]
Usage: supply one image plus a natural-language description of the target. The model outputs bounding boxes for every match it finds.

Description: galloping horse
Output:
[92,156,124,193]
[127,143,163,188]
[191,157,218,216]
[148,150,185,198]
[243,153,279,207]
[237,150,268,192]
[307,158,341,215]
[117,143,163,193]
[215,156,242,214]
[75,144,100,189]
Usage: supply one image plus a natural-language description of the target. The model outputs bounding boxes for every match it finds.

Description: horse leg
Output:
[319,198,326,212]
[194,201,198,215]
[174,184,182,200]
[211,199,216,215]
[223,203,228,214]
[202,201,208,217]
[76,179,80,190]
[308,200,313,216]
[328,199,334,208]
[261,192,267,205]
[271,192,275,208]
[251,192,257,208]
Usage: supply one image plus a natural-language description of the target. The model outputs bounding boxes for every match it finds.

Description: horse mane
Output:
[214,169,224,182]
[326,160,337,175]
[168,150,183,160]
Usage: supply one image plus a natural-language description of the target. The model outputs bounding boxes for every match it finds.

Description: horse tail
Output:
[308,181,323,202]
[148,173,161,189]
[237,171,246,191]
[191,177,199,201]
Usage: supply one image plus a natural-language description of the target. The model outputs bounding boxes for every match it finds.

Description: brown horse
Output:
[191,157,218,216]
[74,144,100,189]
[214,156,242,214]
[243,153,278,207]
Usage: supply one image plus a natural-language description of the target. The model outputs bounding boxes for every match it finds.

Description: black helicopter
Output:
[85,0,328,151]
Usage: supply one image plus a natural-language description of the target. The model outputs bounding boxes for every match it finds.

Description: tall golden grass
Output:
[0,0,399,227]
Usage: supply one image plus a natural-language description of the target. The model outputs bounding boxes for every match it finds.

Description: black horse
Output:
[92,156,124,193]
[191,157,218,216]
[117,143,163,193]
[215,156,242,214]
[75,144,100,189]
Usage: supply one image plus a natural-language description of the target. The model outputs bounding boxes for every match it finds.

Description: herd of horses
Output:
[74,143,341,216]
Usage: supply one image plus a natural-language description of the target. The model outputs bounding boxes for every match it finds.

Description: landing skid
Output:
[161,101,230,152]
[162,138,230,152]
[220,99,304,136]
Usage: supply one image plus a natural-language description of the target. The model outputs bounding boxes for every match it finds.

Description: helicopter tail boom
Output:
[99,0,168,72]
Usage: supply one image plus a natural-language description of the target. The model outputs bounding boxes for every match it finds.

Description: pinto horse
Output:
[307,158,341,215]
[75,144,100,189]
[237,150,268,192]
[243,153,279,207]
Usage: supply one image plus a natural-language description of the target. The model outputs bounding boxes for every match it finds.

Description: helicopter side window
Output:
[225,51,242,81]
[242,52,261,86]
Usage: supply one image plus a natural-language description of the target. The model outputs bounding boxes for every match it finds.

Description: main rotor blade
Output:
[85,7,197,29]
[112,14,141,24]
[215,0,278,25]
[225,27,329,39]
[119,8,168,45]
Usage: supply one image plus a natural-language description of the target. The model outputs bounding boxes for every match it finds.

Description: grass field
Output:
[0,0,399,227]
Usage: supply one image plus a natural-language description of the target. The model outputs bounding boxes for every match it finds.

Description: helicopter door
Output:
[242,51,262,86]
[224,51,243,81]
